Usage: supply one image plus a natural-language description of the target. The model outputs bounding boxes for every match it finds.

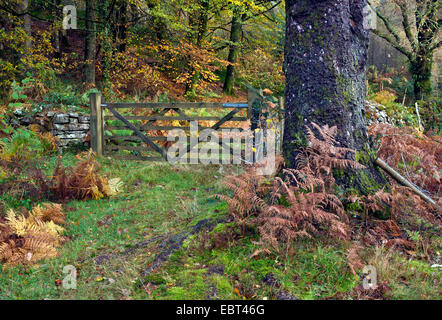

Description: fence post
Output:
[90,92,103,156]
[277,96,285,154]
[248,87,260,130]
[248,87,261,163]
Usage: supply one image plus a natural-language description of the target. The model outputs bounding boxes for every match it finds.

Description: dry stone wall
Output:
[13,109,90,148]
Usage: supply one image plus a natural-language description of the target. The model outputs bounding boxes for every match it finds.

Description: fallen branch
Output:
[415,102,423,132]
[375,158,436,205]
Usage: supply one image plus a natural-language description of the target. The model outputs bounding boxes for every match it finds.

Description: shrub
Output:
[215,166,268,235]
[0,128,45,162]
[369,123,441,197]
[417,97,442,134]
[40,86,81,109]
[217,123,363,250]
[238,49,285,95]
[372,90,398,106]
[216,122,440,253]
[50,150,123,201]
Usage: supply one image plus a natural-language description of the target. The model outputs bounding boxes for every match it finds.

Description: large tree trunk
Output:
[52,0,67,59]
[411,55,433,101]
[186,0,210,96]
[283,0,387,194]
[84,0,97,85]
[23,0,32,52]
[118,0,128,53]
[412,0,439,100]
[223,8,243,95]
[112,0,128,53]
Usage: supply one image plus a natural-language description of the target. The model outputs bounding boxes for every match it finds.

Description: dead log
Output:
[375,158,436,205]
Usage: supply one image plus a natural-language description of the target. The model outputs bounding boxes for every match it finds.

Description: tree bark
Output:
[52,0,65,59]
[223,8,244,95]
[411,55,433,101]
[23,0,31,52]
[412,4,438,101]
[119,1,127,53]
[84,0,97,85]
[186,0,210,95]
[283,0,387,194]
[112,0,128,53]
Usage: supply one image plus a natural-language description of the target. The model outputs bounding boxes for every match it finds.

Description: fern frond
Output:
[0,204,66,269]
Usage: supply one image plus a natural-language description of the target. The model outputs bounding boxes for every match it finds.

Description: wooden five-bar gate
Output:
[89,89,271,162]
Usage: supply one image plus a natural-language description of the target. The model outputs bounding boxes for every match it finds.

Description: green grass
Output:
[142,235,358,300]
[0,154,440,300]
[0,155,231,299]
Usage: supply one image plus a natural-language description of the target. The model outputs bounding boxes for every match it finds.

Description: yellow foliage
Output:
[5,209,64,239]
[53,150,123,200]
[0,167,9,179]
[372,90,398,106]
[29,203,65,225]
[38,132,59,154]
[0,203,66,269]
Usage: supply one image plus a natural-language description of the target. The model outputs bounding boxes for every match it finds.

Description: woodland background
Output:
[0,0,439,111]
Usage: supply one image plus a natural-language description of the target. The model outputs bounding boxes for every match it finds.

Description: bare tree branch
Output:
[367,0,402,44]
[429,38,442,51]
[371,28,413,60]
[394,0,418,53]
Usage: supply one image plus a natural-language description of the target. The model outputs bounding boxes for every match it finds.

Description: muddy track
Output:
[86,217,225,286]
[91,235,166,265]
[140,217,226,283]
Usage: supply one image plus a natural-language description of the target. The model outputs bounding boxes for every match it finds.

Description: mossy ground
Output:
[0,153,440,300]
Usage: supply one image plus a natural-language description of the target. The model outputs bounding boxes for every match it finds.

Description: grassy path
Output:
[0,156,229,299]
[0,155,439,300]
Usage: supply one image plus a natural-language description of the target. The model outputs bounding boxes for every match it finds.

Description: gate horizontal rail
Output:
[104,115,248,121]
[105,125,246,131]
[102,102,248,109]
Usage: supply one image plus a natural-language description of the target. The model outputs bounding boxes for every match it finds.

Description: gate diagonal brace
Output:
[174,107,243,161]
[106,106,168,160]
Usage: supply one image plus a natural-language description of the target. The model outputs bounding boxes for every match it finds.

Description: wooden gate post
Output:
[247,87,259,127]
[277,96,285,154]
[90,92,104,156]
[248,87,261,162]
